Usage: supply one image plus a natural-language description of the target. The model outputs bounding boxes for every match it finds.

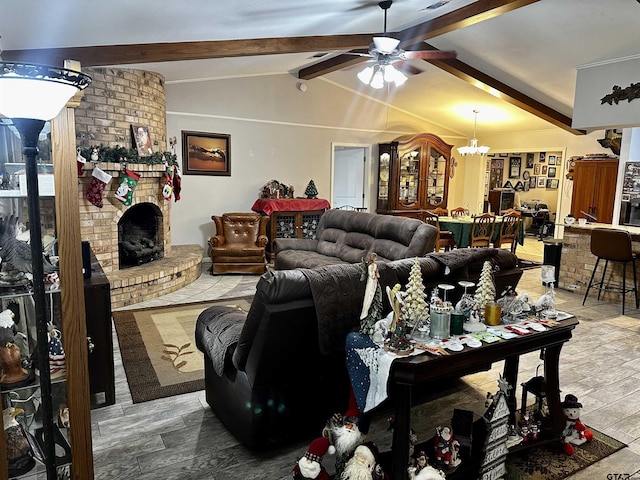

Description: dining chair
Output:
[470,213,496,247]
[499,208,521,217]
[494,211,521,254]
[450,207,469,217]
[431,207,449,216]
[424,211,455,252]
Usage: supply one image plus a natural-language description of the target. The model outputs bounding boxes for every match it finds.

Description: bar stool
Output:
[582,228,639,314]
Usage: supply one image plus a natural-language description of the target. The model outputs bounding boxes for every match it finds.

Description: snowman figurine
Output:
[561,394,593,455]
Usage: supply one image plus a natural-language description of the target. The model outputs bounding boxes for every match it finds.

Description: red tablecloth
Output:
[251,198,331,215]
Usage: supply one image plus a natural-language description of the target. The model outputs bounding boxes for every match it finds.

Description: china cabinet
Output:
[0,108,93,479]
[377,133,453,220]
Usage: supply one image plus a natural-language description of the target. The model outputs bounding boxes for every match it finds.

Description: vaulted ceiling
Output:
[2,0,638,140]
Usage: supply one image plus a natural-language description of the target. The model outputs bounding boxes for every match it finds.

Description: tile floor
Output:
[91,243,640,479]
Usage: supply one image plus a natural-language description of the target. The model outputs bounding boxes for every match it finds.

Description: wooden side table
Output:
[251,198,331,261]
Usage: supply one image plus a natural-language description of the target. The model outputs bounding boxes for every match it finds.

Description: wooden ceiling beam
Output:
[1,34,375,67]
[421,44,585,135]
[299,0,540,80]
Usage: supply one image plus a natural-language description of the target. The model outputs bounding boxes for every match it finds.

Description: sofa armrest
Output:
[274,238,319,254]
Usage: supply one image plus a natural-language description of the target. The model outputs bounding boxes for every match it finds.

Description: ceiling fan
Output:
[353,0,457,88]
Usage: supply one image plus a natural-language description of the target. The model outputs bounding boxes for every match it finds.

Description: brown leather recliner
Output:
[210,212,269,274]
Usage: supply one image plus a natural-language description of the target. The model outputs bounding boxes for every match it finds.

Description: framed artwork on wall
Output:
[509,157,521,178]
[530,177,537,188]
[526,153,534,168]
[548,155,557,165]
[542,165,548,175]
[181,130,231,176]
[132,125,153,156]
[539,152,546,163]
[537,177,547,188]
[534,164,541,175]
[546,178,559,189]
[548,166,557,178]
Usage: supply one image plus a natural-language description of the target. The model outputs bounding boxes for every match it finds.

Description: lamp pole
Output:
[13,117,57,479]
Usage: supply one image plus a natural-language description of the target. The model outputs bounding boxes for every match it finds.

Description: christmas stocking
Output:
[76,148,87,177]
[114,168,140,206]
[85,167,112,208]
[162,167,173,201]
[173,166,182,202]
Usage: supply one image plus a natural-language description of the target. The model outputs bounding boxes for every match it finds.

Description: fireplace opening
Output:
[118,203,163,269]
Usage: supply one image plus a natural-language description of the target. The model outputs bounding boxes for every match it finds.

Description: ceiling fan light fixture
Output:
[357,65,375,84]
[373,36,400,54]
[457,110,490,156]
[383,65,407,86]
[370,67,385,89]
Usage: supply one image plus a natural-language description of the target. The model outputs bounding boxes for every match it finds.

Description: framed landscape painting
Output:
[181,131,231,176]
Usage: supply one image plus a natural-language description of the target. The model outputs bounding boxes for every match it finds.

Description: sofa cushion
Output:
[275,210,437,270]
[232,269,311,371]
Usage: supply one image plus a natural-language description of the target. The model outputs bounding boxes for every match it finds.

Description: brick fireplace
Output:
[73,67,203,308]
[78,162,202,308]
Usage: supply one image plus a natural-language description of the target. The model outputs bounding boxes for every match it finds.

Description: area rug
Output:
[113,297,252,403]
[505,428,626,480]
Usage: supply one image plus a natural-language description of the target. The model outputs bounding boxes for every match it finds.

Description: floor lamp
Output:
[0,62,91,479]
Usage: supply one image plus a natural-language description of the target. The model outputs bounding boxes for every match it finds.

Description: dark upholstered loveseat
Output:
[195,248,522,449]
[273,209,438,270]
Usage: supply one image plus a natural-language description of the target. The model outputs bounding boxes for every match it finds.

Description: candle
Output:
[484,303,502,326]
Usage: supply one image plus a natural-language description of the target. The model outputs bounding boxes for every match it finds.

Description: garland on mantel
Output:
[78,145,178,167]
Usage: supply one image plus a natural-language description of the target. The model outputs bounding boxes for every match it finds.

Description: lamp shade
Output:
[0,62,91,120]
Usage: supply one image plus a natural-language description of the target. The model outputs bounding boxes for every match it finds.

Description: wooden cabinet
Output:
[570,159,619,223]
[377,133,453,220]
[0,109,93,480]
[268,210,325,261]
[84,252,115,406]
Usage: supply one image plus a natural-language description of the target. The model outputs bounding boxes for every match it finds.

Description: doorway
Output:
[331,144,370,210]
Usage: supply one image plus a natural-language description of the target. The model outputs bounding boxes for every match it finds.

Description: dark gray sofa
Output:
[195,248,522,449]
[274,209,438,270]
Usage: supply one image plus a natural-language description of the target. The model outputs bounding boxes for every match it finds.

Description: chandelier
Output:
[457,110,490,156]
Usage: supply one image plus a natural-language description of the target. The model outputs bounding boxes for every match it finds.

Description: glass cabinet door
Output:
[398,147,421,207]
[0,120,71,479]
[377,143,394,212]
[425,146,447,208]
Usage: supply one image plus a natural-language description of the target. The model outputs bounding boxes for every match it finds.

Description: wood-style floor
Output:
[91,254,640,479]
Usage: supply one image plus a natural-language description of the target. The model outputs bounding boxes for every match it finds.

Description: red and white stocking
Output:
[85,167,112,208]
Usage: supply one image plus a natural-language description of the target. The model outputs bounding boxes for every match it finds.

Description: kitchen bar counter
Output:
[558,223,640,308]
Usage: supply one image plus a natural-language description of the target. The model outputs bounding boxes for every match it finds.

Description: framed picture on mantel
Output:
[181,131,231,176]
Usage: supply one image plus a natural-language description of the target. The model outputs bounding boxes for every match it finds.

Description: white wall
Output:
[166,74,458,250]
[165,72,619,252]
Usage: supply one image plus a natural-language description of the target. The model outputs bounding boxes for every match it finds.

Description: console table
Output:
[251,198,331,261]
[388,316,579,480]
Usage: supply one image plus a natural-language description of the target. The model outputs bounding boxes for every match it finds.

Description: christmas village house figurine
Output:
[479,376,512,480]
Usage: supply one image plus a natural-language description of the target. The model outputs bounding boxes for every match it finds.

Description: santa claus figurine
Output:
[323,408,366,477]
[292,437,335,480]
[341,443,381,480]
[433,425,461,468]
[561,394,593,455]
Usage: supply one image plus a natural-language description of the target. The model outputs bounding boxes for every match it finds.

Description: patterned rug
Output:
[113,297,252,403]
[505,428,626,479]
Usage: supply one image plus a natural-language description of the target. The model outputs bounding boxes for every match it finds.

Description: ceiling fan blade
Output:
[399,50,457,60]
[391,61,423,76]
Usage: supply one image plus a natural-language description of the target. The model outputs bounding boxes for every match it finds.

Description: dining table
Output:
[439,215,525,248]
